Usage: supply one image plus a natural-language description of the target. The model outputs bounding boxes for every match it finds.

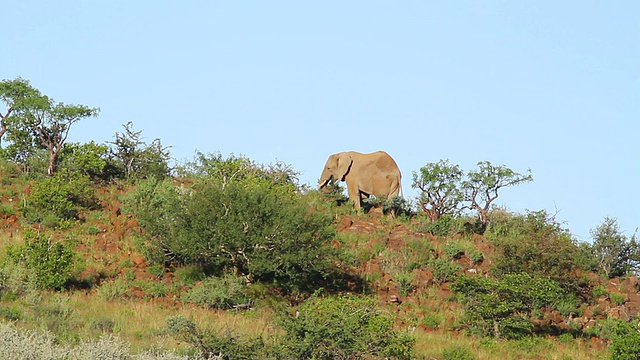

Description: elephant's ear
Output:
[336,153,353,181]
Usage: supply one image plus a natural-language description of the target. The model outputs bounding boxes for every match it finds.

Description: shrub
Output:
[70,334,130,360]
[173,265,206,286]
[126,161,340,293]
[22,171,97,226]
[589,217,640,278]
[107,121,171,181]
[610,292,626,306]
[7,230,76,290]
[182,275,249,309]
[413,214,464,238]
[135,280,168,299]
[57,141,109,180]
[0,204,15,217]
[443,241,466,260]
[607,319,640,360]
[278,294,414,359]
[0,306,23,321]
[592,285,607,300]
[452,273,564,339]
[428,258,460,284]
[96,279,130,301]
[486,210,586,291]
[146,264,165,279]
[468,249,484,264]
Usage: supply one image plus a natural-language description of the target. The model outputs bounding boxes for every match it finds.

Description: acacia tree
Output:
[0,77,99,175]
[30,102,99,175]
[412,159,464,221]
[462,161,532,230]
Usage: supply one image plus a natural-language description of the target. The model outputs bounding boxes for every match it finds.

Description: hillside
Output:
[0,174,638,359]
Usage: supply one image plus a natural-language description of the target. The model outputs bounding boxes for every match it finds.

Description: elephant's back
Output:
[374,151,401,175]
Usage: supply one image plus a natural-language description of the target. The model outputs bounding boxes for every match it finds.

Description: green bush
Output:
[96,279,130,301]
[610,292,626,306]
[135,280,168,299]
[278,294,414,360]
[107,121,171,181]
[0,204,15,217]
[145,264,165,279]
[443,241,466,260]
[486,210,586,291]
[22,171,97,226]
[126,156,341,293]
[57,141,108,180]
[607,319,640,360]
[468,249,484,264]
[7,230,76,290]
[589,217,640,278]
[181,275,249,309]
[451,273,564,339]
[413,214,464,238]
[173,265,207,286]
[592,285,607,300]
[428,258,460,284]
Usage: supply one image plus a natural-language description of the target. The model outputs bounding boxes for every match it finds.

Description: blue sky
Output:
[3,1,638,242]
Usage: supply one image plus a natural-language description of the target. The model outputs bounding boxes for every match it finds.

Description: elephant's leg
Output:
[386,175,401,198]
[347,186,362,209]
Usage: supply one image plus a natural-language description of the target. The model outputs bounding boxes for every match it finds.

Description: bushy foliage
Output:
[604,319,640,360]
[278,294,415,359]
[413,214,465,238]
[443,241,466,260]
[486,210,586,291]
[57,141,108,180]
[588,217,640,278]
[126,154,339,293]
[7,230,76,290]
[22,171,97,225]
[108,121,171,181]
[452,273,565,339]
[412,159,464,221]
[177,151,300,188]
[428,258,460,284]
[181,275,249,309]
[412,160,532,231]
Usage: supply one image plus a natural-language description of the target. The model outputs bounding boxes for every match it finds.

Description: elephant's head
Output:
[318,152,353,190]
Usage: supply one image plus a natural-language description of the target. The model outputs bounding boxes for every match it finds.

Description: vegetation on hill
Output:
[1,77,639,359]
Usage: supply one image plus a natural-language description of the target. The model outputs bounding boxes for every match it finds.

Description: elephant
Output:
[318,151,402,210]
